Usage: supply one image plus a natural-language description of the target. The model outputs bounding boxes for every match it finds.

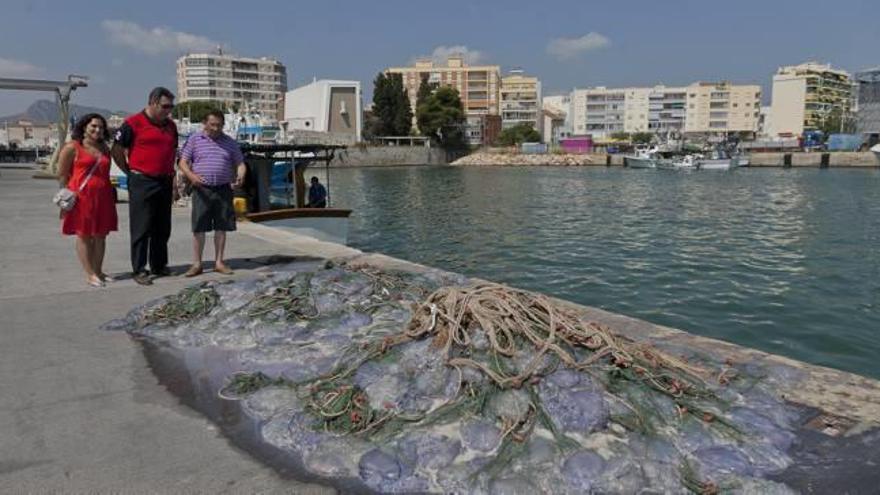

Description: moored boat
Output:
[238,143,351,245]
[624,145,659,169]
[657,154,698,170]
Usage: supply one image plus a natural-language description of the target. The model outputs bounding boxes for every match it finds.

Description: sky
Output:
[1,0,877,115]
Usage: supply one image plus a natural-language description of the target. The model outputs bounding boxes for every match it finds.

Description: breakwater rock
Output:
[105,257,880,493]
[452,152,601,167]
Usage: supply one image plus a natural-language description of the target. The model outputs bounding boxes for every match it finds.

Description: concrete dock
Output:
[3,163,880,492]
[0,165,348,493]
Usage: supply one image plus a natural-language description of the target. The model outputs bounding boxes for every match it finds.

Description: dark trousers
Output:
[128,173,173,273]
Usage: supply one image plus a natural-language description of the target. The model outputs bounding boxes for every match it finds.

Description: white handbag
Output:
[53,150,101,212]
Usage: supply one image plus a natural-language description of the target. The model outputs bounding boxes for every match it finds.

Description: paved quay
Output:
[0,165,343,493]
[4,163,880,492]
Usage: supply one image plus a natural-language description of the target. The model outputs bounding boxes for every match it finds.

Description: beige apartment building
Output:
[386,56,501,145]
[765,62,852,137]
[684,82,762,134]
[500,70,542,133]
[176,52,288,119]
[571,82,760,139]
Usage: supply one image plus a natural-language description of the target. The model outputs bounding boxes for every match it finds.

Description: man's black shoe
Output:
[132,272,153,286]
[151,267,173,278]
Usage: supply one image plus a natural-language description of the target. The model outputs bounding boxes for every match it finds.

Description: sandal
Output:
[87,276,105,288]
[99,273,115,282]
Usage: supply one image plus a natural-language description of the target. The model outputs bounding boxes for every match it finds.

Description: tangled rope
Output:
[247,275,317,320]
[143,284,219,324]
[402,283,714,398]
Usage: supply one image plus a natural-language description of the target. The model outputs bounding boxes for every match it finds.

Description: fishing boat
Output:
[657,154,698,170]
[624,145,659,169]
[696,147,741,170]
[698,156,740,170]
[239,143,351,245]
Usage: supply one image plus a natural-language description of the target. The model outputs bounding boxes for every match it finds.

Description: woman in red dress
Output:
[57,113,118,287]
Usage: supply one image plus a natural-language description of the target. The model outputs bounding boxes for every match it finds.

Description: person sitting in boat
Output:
[308,176,327,208]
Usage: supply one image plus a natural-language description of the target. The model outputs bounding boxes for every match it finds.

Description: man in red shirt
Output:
[110,87,178,285]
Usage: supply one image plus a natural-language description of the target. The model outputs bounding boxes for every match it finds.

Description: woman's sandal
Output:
[87,275,105,288]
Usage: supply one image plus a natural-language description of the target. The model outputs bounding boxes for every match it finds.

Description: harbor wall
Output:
[452,151,879,168]
[330,146,448,167]
[750,151,879,168]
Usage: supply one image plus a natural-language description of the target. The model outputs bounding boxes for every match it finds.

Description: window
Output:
[732,103,738,108]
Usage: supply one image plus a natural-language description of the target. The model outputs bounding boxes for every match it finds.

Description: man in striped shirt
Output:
[178,110,246,277]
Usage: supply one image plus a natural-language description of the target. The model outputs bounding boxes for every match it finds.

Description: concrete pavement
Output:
[0,166,346,493]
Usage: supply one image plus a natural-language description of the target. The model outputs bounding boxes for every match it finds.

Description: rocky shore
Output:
[452,152,601,166]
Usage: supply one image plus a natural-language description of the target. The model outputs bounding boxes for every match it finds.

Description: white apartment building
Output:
[176,51,288,119]
[500,70,542,133]
[765,62,853,137]
[543,94,573,142]
[571,82,760,139]
[283,80,362,142]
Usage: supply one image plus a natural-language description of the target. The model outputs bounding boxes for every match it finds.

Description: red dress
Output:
[61,142,118,237]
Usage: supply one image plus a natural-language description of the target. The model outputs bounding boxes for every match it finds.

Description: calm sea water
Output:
[327,166,880,379]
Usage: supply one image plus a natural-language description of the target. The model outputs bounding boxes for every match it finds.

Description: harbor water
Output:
[328,166,880,379]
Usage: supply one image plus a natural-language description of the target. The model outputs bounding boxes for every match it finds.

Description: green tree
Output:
[818,107,856,137]
[416,86,467,149]
[173,100,226,122]
[610,131,630,141]
[416,74,436,109]
[630,132,654,144]
[372,72,413,136]
[497,122,541,146]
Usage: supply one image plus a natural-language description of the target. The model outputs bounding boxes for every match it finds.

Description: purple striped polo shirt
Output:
[180,131,244,186]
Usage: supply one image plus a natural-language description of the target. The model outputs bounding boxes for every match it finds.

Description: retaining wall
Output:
[751,152,878,168]
[331,146,448,167]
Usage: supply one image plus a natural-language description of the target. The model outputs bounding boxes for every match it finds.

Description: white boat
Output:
[245,208,351,245]
[698,156,740,170]
[657,154,698,170]
[871,144,880,162]
[624,145,659,169]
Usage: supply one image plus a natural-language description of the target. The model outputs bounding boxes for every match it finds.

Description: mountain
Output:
[0,100,130,125]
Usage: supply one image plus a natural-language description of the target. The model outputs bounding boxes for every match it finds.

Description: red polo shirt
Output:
[114,111,178,177]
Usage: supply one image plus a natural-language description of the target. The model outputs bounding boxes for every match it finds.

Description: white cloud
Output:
[0,57,42,77]
[546,32,610,60]
[101,19,224,56]
[415,45,485,66]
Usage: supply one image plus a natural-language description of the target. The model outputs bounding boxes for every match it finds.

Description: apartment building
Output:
[543,94,573,142]
[176,51,288,120]
[500,69,542,134]
[386,56,501,145]
[765,62,852,137]
[571,82,760,139]
[684,82,762,135]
